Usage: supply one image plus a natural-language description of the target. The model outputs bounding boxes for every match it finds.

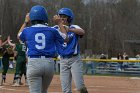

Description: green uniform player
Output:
[14,43,27,86]
[7,36,27,86]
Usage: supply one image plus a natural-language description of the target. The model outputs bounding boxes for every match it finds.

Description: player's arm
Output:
[7,36,15,47]
[53,15,69,42]
[53,15,67,34]
[17,13,30,39]
[69,27,85,36]
[1,39,8,47]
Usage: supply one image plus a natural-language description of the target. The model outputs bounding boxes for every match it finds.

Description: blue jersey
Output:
[54,25,81,56]
[19,24,64,57]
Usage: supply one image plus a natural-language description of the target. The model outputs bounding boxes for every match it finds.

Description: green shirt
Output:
[15,43,26,57]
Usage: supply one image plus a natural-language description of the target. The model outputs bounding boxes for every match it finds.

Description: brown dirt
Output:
[0,74,140,93]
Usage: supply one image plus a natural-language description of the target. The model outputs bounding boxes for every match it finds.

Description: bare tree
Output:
[1,0,140,56]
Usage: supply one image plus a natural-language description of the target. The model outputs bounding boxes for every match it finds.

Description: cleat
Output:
[12,78,20,87]
[11,83,20,87]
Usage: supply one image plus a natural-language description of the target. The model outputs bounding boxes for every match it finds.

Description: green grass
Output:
[0,69,15,74]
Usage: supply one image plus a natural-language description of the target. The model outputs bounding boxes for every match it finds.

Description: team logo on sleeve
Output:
[68,33,74,38]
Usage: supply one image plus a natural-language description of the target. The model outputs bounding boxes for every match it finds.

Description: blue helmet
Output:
[58,8,74,23]
[29,5,48,22]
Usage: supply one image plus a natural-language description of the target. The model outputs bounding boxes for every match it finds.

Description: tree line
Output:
[0,0,140,58]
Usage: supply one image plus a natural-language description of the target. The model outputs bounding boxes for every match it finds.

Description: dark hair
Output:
[31,20,47,25]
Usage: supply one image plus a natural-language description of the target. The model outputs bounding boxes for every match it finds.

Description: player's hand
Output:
[63,25,69,32]
[24,13,30,23]
[53,15,63,25]
[7,36,10,41]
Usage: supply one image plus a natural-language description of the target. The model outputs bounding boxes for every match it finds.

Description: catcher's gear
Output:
[58,8,74,23]
[29,5,48,22]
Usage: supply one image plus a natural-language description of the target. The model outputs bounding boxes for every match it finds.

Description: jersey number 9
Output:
[35,33,45,49]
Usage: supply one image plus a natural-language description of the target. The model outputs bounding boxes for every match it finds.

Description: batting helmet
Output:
[58,8,74,23]
[29,5,48,22]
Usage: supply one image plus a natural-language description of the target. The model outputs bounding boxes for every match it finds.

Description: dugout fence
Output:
[82,58,140,76]
[0,57,140,76]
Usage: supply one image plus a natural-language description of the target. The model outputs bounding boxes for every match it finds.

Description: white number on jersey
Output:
[22,45,26,52]
[35,33,45,49]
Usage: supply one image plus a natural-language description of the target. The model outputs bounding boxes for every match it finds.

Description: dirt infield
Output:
[0,74,140,93]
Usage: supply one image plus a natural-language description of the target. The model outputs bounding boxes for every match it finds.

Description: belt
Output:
[62,54,78,58]
[29,55,52,58]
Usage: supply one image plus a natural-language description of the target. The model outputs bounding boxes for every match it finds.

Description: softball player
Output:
[54,8,88,93]
[18,5,67,93]
[0,43,14,85]
[7,36,27,86]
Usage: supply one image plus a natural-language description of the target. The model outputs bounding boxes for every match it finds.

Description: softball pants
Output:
[60,55,86,93]
[27,57,54,93]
